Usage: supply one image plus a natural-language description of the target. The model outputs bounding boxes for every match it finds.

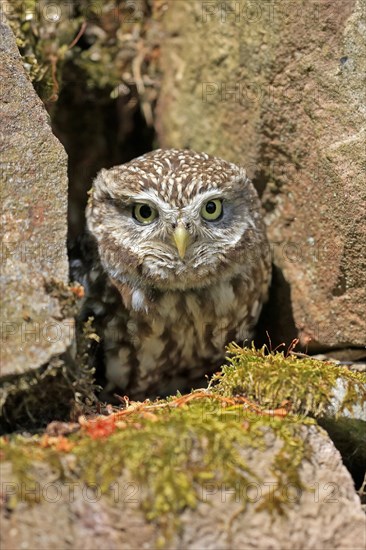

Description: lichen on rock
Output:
[1,346,365,547]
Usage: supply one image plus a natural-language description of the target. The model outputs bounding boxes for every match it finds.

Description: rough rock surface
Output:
[157,0,366,349]
[1,425,365,549]
[0,18,73,379]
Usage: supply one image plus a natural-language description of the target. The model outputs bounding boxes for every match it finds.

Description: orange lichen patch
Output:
[70,284,85,299]
[76,391,291,442]
[79,415,117,440]
[40,435,74,452]
[262,400,293,418]
[55,437,74,452]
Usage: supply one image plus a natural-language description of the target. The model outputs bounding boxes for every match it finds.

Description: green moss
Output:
[6,1,160,109]
[6,0,81,100]
[210,343,366,418]
[1,345,364,538]
[2,397,312,527]
[77,400,264,517]
[0,435,43,506]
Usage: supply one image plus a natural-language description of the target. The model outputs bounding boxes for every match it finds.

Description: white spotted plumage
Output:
[83,148,271,399]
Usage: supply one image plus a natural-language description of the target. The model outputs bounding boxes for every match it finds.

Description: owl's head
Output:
[86,149,266,295]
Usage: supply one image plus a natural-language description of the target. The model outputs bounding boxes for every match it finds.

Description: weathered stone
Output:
[157,0,366,350]
[1,425,365,549]
[0,17,73,379]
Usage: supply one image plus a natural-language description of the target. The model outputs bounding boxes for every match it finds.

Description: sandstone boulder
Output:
[157,0,366,350]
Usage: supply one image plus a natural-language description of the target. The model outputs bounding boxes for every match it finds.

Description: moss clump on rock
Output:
[1,345,364,534]
[1,394,311,525]
[211,343,366,418]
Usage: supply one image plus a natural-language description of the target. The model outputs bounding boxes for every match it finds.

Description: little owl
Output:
[79,149,271,399]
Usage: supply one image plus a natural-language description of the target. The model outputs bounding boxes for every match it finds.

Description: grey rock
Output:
[0,17,73,380]
[1,425,365,549]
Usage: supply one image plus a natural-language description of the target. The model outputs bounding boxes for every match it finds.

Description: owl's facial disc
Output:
[126,191,240,280]
[90,184,249,289]
[87,149,263,292]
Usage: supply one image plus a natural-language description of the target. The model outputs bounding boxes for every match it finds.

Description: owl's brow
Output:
[182,189,228,208]
[104,189,231,214]
[104,195,147,206]
[104,196,128,207]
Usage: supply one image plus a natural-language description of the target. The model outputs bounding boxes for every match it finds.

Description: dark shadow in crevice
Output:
[318,418,366,493]
[50,62,155,246]
[47,63,156,404]
[254,265,299,351]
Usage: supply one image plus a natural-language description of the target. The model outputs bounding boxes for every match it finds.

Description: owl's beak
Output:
[173,224,190,259]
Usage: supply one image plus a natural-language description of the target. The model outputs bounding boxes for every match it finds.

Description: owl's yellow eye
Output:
[200,199,223,221]
[133,203,158,224]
